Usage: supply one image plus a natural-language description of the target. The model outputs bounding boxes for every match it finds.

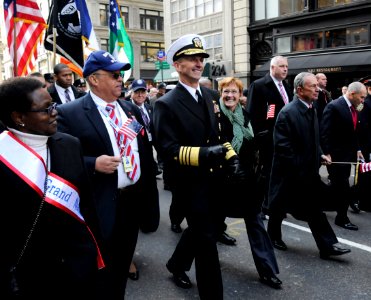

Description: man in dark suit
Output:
[246,55,293,251]
[268,72,351,259]
[321,81,367,230]
[48,63,86,104]
[314,73,332,123]
[57,50,159,298]
[153,34,244,299]
[130,78,162,177]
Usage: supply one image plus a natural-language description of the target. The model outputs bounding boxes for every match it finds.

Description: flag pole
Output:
[52,27,57,67]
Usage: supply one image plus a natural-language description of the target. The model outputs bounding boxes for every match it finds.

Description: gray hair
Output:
[293,72,314,94]
[270,55,287,67]
[347,81,365,94]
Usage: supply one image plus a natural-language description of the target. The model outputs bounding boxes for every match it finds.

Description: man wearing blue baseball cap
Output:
[57,50,159,298]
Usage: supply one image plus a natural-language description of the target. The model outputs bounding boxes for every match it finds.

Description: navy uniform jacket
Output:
[153,83,223,214]
[56,94,159,240]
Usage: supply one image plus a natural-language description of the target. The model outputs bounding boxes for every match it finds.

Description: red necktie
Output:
[106,104,139,181]
[350,106,357,130]
[278,82,288,105]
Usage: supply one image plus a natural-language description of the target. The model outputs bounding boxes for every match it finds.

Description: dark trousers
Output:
[327,164,352,222]
[168,212,223,299]
[291,210,338,251]
[243,213,279,277]
[97,189,139,299]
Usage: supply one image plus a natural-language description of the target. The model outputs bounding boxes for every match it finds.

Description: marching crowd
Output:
[1,33,370,299]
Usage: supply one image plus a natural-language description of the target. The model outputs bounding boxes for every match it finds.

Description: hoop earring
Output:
[18,123,25,127]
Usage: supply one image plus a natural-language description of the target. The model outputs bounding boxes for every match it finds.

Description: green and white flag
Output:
[109,0,133,83]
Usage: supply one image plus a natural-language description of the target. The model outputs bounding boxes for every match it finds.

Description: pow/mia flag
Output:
[44,0,84,69]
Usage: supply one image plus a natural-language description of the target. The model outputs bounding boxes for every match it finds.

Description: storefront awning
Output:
[253,50,371,77]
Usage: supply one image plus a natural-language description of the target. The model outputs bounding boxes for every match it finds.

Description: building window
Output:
[120,6,129,28]
[318,0,362,9]
[99,3,109,26]
[171,0,222,24]
[204,32,222,60]
[253,0,307,21]
[100,38,109,52]
[293,32,323,51]
[141,41,165,62]
[140,9,163,31]
[100,4,129,28]
[275,36,291,53]
[325,25,368,47]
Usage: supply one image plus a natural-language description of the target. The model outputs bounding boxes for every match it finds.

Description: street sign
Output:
[155,61,170,70]
[157,50,165,61]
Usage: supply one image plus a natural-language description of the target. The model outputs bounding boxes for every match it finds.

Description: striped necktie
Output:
[105,104,139,181]
[65,89,72,102]
[278,82,288,105]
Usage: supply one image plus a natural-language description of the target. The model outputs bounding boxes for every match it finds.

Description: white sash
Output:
[0,131,105,269]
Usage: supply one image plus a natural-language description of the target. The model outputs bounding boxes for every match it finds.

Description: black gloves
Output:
[225,155,247,183]
[199,145,228,167]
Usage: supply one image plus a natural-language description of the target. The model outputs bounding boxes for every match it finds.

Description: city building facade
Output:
[249,0,371,98]
[0,0,164,85]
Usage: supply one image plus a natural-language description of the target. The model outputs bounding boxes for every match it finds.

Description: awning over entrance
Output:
[252,50,371,77]
[153,66,179,83]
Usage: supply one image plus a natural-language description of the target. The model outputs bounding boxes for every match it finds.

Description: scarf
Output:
[219,98,254,154]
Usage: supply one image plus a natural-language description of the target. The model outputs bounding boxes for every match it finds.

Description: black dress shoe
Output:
[335,220,358,231]
[166,262,192,289]
[218,232,237,246]
[259,274,282,289]
[350,201,361,213]
[171,223,182,233]
[128,270,139,280]
[271,239,287,251]
[320,245,351,259]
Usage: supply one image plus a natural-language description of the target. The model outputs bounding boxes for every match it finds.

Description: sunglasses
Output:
[28,102,57,116]
[93,72,123,80]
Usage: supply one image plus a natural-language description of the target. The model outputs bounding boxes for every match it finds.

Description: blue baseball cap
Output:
[131,79,147,92]
[83,50,131,77]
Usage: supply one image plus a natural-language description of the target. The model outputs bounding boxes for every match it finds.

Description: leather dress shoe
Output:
[218,232,237,246]
[259,274,282,289]
[320,245,351,259]
[171,223,182,233]
[166,262,192,289]
[335,220,358,231]
[128,270,139,281]
[271,239,287,251]
[350,201,361,213]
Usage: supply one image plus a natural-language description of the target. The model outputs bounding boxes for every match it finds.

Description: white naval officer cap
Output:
[166,34,210,65]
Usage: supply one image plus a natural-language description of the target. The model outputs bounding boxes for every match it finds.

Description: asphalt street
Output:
[125,167,371,300]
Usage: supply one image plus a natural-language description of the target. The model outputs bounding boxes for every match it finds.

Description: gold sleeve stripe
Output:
[179,146,200,166]
[223,142,236,160]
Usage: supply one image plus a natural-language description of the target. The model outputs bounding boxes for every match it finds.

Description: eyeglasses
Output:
[28,102,57,116]
[222,90,239,95]
[93,72,123,80]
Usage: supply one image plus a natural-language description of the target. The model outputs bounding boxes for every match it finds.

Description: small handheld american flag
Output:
[267,104,276,119]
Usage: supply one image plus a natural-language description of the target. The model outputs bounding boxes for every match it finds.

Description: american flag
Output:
[119,118,143,141]
[3,0,47,76]
[359,162,371,173]
[266,104,276,119]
